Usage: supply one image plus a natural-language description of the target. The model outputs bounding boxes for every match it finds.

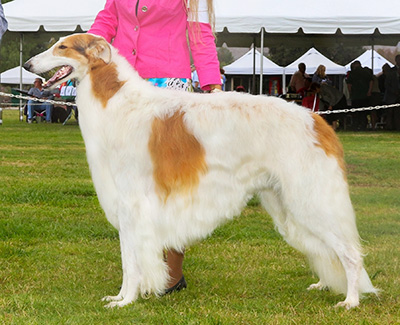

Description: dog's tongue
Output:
[43,65,73,88]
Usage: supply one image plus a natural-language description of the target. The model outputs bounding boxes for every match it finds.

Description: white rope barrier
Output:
[0,91,76,107]
[316,103,400,115]
[1,90,400,114]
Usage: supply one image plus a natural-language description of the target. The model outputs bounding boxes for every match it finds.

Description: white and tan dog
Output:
[24,34,377,309]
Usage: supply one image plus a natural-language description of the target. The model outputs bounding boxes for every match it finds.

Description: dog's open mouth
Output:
[43,65,73,88]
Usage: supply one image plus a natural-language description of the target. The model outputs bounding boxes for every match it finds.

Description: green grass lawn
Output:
[0,109,399,324]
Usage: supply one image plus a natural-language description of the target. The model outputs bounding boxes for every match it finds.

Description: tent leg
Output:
[252,37,256,95]
[371,43,374,73]
[282,72,286,95]
[259,28,264,95]
[19,33,24,122]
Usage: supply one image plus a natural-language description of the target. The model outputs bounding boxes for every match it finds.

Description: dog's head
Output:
[24,33,112,89]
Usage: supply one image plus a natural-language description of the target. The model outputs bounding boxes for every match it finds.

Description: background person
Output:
[301,82,320,112]
[27,78,53,123]
[346,61,373,130]
[296,77,312,98]
[319,83,347,130]
[235,85,246,92]
[220,68,226,91]
[312,65,331,85]
[367,68,382,130]
[0,0,7,41]
[88,0,222,294]
[385,54,400,130]
[191,64,201,92]
[289,63,309,93]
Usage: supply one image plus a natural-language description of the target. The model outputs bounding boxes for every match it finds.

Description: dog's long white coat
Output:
[26,34,377,309]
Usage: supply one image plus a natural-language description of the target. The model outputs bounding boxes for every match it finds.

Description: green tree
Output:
[0,33,52,72]
[268,45,308,66]
[218,46,234,67]
[320,44,364,66]
[1,28,66,72]
[269,43,364,68]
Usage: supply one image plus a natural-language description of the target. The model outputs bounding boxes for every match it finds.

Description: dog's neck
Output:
[86,58,127,108]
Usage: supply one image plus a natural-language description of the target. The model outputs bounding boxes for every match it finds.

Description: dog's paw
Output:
[307,281,326,291]
[104,299,132,308]
[335,300,359,310]
[102,294,122,302]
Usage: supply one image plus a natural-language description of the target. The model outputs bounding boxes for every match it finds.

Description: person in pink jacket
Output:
[88,0,221,91]
[88,0,222,294]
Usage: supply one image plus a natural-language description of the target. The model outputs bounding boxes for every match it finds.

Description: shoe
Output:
[163,275,187,295]
[27,119,32,124]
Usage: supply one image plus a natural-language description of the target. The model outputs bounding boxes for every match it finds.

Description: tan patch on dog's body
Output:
[53,34,125,107]
[149,111,207,200]
[89,61,125,107]
[312,114,346,174]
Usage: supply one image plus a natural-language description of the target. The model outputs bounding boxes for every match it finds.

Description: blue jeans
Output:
[27,100,52,121]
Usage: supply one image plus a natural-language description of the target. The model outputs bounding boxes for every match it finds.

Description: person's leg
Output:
[45,104,52,122]
[27,100,34,121]
[394,106,400,131]
[166,249,184,288]
[385,107,394,130]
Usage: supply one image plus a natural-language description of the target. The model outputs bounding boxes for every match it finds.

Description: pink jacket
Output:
[88,0,221,90]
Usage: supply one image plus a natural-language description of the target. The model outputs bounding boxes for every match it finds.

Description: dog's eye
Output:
[59,45,67,50]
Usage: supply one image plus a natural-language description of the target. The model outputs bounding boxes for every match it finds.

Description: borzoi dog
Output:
[24,34,377,309]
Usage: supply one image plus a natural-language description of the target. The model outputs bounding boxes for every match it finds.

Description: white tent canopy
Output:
[214,0,400,36]
[0,66,42,85]
[4,0,400,94]
[345,50,394,75]
[224,49,283,75]
[4,0,400,39]
[285,48,346,75]
[4,0,106,32]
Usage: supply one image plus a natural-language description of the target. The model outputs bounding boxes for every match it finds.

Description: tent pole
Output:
[252,37,256,94]
[19,33,24,121]
[282,71,286,95]
[371,43,375,73]
[259,28,264,95]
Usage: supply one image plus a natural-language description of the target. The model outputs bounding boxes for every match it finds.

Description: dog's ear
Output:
[87,38,112,64]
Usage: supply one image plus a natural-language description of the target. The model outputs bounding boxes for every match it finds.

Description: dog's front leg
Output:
[103,198,168,308]
[103,199,143,308]
[103,225,141,308]
[102,231,131,304]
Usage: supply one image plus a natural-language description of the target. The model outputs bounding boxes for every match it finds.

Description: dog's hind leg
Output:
[308,232,368,309]
[331,243,363,309]
[259,186,374,309]
[259,190,288,240]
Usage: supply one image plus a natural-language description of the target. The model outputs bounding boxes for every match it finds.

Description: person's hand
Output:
[209,84,222,93]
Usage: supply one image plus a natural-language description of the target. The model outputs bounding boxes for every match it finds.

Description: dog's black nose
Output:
[23,62,32,71]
